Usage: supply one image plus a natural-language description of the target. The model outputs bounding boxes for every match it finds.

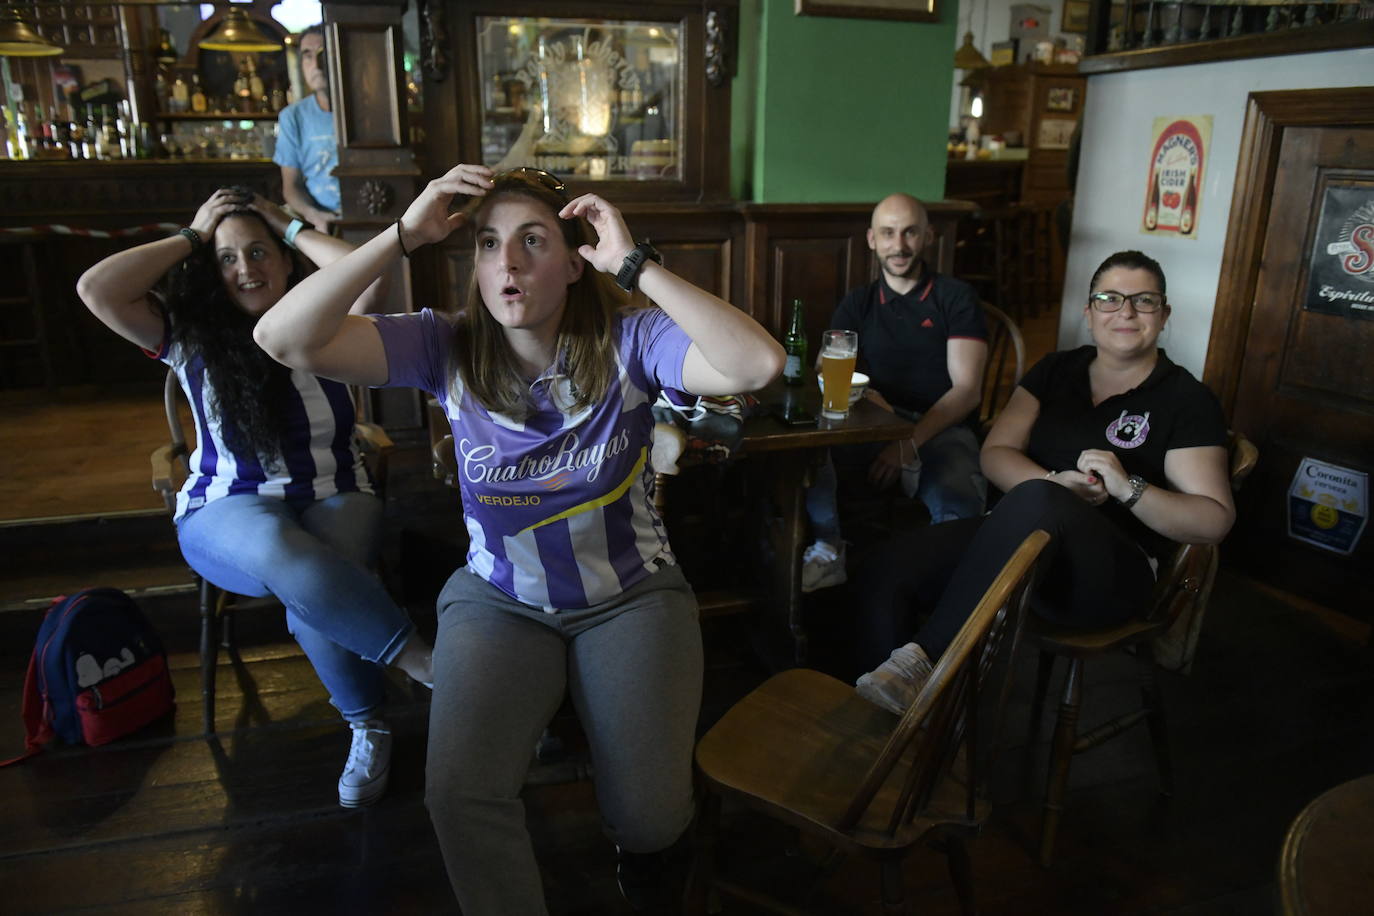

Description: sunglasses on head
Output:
[491,167,567,199]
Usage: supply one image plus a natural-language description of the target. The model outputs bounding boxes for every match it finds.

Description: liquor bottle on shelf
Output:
[1180,168,1197,235]
[248,58,264,107]
[50,104,71,159]
[170,74,190,113]
[16,103,34,159]
[116,101,133,158]
[234,59,253,112]
[783,299,809,387]
[190,74,208,113]
[67,106,85,159]
[102,105,123,159]
[32,102,51,154]
[4,105,25,161]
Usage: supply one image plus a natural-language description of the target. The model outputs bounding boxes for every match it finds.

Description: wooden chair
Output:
[978,300,1026,435]
[151,369,393,734]
[694,529,1051,915]
[1029,433,1259,866]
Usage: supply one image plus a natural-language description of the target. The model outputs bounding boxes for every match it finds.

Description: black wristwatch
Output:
[615,242,663,292]
[1119,474,1149,509]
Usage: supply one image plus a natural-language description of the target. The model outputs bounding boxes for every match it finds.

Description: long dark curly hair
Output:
[162,211,301,465]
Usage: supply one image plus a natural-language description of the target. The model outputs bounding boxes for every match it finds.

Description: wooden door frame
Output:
[1202,87,1374,416]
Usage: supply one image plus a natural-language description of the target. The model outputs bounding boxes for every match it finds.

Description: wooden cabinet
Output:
[971,64,1085,204]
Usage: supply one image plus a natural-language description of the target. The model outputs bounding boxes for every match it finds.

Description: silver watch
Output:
[1119,474,1148,509]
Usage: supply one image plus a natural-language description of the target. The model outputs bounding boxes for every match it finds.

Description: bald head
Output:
[868,193,931,291]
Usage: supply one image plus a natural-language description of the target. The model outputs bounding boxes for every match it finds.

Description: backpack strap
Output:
[0,649,55,766]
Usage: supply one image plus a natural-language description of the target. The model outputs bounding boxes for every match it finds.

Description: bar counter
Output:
[0,159,281,227]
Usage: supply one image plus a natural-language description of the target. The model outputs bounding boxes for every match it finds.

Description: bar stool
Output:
[0,241,56,393]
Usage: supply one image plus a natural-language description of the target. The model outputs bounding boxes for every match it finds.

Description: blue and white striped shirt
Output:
[156,339,373,521]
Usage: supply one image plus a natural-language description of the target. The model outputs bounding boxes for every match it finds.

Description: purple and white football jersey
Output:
[155,339,373,521]
[373,307,692,611]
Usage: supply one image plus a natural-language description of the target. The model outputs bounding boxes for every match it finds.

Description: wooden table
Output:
[737,379,915,665]
[1278,773,1374,915]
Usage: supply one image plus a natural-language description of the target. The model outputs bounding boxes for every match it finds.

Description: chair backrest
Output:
[839,529,1051,837]
[979,300,1026,431]
[1150,432,1259,672]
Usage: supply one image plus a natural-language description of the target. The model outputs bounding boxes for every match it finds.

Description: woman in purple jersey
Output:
[255,165,784,913]
[78,188,433,809]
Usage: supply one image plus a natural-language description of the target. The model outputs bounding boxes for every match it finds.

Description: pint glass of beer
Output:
[819,329,859,420]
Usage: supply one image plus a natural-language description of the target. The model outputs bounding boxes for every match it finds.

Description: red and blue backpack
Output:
[3,587,175,765]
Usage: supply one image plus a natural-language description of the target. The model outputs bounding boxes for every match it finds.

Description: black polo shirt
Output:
[1021,346,1229,561]
[828,267,986,415]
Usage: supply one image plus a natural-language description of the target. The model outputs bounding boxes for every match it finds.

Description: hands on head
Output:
[396,163,634,271]
[190,187,295,241]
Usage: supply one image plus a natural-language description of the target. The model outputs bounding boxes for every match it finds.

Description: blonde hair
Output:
[449,174,628,416]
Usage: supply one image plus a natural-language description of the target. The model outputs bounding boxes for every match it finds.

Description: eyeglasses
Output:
[1089,291,1166,313]
[491,167,567,199]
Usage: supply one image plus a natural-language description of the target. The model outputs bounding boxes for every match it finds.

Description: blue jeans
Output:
[176,492,412,722]
[807,420,987,541]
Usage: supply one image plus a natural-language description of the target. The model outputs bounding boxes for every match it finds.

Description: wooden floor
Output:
[2,561,1371,915]
[6,312,1371,913]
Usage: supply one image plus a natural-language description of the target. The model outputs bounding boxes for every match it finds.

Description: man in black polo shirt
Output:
[803,193,989,591]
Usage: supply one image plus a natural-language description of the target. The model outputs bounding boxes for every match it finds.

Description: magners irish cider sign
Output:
[1140,116,1211,240]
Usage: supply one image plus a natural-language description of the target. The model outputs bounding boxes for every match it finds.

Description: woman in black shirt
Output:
[855,250,1235,714]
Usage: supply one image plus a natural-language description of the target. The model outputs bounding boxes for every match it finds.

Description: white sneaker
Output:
[338,720,391,808]
[801,540,847,593]
[855,642,934,715]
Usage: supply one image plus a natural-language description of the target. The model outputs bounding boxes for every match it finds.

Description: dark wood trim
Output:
[794,0,939,24]
[1079,20,1374,75]
[1202,87,1374,418]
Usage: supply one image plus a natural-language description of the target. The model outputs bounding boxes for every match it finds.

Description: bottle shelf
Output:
[156,112,279,122]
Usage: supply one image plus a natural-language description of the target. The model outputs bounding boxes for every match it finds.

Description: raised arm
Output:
[559,193,784,395]
[255,163,488,385]
[244,193,388,315]
[77,188,244,351]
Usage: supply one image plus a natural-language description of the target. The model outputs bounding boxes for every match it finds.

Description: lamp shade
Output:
[198,8,282,53]
[0,7,63,57]
[953,31,990,71]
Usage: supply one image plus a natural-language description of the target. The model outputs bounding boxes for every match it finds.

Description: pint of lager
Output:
[819,329,858,420]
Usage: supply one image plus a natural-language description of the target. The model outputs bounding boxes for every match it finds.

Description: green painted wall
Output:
[732,0,956,203]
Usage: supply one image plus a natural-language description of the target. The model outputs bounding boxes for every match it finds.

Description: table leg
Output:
[766,450,817,666]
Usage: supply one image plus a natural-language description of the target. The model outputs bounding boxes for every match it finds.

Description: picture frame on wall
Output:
[1047,87,1077,112]
[795,0,939,24]
[1061,0,1091,32]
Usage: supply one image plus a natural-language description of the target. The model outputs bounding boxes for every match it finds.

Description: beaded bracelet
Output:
[178,226,203,254]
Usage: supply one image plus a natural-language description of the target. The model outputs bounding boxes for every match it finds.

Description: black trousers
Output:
[853,479,1158,668]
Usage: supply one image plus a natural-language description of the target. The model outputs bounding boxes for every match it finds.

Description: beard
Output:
[883,251,920,277]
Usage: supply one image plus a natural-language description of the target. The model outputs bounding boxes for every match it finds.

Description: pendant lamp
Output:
[0,6,63,57]
[198,7,283,53]
[954,31,990,70]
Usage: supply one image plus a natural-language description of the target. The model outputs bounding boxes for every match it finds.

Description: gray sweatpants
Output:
[424,561,703,916]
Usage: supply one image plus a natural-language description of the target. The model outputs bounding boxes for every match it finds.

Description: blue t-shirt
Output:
[373,307,692,611]
[273,95,339,212]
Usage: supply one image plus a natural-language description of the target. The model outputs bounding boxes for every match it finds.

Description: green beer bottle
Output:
[783,299,808,386]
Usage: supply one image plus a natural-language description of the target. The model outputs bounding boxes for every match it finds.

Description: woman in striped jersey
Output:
[78,188,433,809]
[255,164,785,914]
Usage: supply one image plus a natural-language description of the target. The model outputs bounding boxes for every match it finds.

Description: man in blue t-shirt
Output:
[274,25,339,231]
[803,193,989,591]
